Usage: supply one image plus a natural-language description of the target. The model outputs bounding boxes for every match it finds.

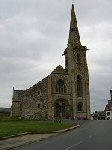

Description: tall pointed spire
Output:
[68,4,81,47]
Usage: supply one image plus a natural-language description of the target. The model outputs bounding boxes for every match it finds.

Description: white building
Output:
[105,110,112,120]
[105,90,112,120]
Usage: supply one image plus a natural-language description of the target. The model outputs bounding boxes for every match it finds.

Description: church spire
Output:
[68,4,81,47]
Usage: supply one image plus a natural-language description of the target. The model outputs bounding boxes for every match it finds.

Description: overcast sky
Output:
[0,0,112,112]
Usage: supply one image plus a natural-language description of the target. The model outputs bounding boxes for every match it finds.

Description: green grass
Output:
[0,120,75,139]
[0,116,19,122]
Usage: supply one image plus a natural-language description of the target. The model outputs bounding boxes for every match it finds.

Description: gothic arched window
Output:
[77,102,83,111]
[56,79,66,93]
[77,75,83,97]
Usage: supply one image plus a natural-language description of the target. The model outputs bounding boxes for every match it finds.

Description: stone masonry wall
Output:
[11,101,22,117]
[22,77,48,120]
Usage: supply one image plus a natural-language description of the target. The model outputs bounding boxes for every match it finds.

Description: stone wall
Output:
[11,101,22,117]
[11,89,25,117]
[22,77,48,120]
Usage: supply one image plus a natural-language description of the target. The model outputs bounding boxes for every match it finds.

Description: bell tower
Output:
[64,4,91,119]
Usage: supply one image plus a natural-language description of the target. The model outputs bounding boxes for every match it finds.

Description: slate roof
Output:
[12,90,25,102]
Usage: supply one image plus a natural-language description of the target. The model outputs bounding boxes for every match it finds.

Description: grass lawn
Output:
[0,120,75,139]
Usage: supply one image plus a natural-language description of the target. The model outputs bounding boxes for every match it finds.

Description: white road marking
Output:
[65,141,83,150]
[65,134,94,150]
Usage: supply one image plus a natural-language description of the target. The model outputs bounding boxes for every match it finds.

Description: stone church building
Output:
[11,4,91,120]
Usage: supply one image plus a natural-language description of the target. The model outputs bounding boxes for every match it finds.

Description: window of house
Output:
[56,79,66,93]
[107,112,110,116]
[77,102,83,111]
[107,117,110,120]
[77,75,83,97]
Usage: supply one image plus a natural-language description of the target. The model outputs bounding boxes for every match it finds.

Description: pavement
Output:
[0,134,57,150]
[0,125,79,150]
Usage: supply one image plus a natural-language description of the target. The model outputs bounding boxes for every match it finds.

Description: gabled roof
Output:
[12,90,25,102]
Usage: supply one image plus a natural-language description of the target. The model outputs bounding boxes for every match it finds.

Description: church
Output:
[11,4,91,120]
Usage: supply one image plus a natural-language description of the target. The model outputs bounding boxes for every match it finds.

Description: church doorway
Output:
[54,99,70,119]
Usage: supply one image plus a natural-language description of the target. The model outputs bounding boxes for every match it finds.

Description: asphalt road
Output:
[15,120,112,150]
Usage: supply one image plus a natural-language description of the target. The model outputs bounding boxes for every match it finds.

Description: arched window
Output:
[56,79,66,93]
[77,102,83,111]
[77,53,81,63]
[77,75,83,97]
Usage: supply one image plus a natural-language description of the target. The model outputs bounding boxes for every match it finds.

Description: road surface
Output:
[14,120,112,150]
